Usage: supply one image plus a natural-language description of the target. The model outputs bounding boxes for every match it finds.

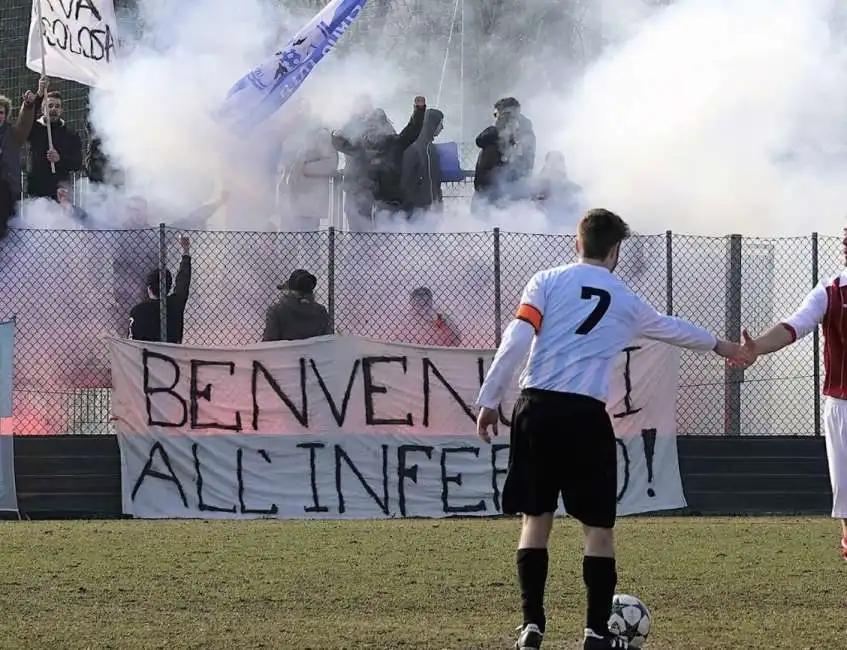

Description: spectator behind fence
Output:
[331,94,376,230]
[473,97,536,208]
[401,108,445,217]
[532,151,585,223]
[283,110,338,231]
[0,80,43,238]
[128,235,192,343]
[398,286,461,347]
[27,88,83,200]
[263,269,331,342]
[105,193,225,336]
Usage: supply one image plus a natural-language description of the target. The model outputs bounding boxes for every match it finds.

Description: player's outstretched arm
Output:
[735,283,828,366]
[633,297,718,352]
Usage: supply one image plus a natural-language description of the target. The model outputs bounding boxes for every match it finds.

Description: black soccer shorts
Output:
[501,387,618,529]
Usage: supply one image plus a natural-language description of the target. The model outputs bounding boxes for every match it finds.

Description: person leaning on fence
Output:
[128,235,192,343]
[27,87,83,201]
[0,79,44,239]
[262,269,331,342]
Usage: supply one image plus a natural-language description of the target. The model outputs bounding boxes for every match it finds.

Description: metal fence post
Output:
[724,234,743,436]
[331,173,345,230]
[493,227,502,347]
[665,230,673,315]
[327,226,336,333]
[157,223,168,343]
[812,232,821,437]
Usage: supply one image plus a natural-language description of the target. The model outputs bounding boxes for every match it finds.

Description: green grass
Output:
[0,517,843,649]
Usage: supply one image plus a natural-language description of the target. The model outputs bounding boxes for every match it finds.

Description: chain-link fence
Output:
[0,223,836,437]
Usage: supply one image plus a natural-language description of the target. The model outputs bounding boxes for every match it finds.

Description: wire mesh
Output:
[739,237,815,435]
[333,230,495,348]
[0,228,838,436]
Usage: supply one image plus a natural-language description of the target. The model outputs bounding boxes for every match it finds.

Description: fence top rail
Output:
[4,227,843,239]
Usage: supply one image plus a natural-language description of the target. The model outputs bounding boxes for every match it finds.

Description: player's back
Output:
[521,262,642,402]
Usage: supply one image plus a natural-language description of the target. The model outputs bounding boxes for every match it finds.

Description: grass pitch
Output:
[0,517,843,649]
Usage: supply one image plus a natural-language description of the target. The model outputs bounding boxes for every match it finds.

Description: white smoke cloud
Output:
[543,0,847,237]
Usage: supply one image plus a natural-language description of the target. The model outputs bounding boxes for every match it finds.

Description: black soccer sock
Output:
[583,555,617,636]
[516,548,548,633]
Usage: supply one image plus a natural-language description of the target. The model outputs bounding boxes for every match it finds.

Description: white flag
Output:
[26,0,119,87]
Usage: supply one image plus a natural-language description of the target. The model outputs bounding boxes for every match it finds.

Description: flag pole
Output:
[33,0,55,174]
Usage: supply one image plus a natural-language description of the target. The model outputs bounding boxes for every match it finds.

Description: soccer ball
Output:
[608,594,651,648]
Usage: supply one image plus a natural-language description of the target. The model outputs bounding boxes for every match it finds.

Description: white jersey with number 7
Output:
[476,262,719,409]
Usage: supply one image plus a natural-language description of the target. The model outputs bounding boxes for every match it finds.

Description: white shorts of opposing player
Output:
[823,397,847,519]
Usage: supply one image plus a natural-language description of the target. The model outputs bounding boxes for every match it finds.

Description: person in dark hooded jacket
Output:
[401,108,444,216]
[365,97,426,215]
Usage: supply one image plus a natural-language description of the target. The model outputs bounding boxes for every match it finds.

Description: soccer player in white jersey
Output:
[735,226,847,562]
[475,209,749,650]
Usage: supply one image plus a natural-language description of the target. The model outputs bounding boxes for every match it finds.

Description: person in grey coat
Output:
[283,126,338,231]
[262,269,332,342]
[401,108,444,217]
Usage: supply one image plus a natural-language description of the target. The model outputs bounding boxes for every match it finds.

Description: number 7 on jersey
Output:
[576,286,611,334]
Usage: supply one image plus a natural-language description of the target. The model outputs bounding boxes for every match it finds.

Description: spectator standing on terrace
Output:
[401,108,445,217]
[128,235,192,343]
[85,118,123,188]
[0,80,43,238]
[283,109,338,231]
[473,97,537,209]
[27,88,83,200]
[331,94,376,230]
[368,96,427,217]
[263,269,331,342]
[332,95,426,228]
[532,151,585,223]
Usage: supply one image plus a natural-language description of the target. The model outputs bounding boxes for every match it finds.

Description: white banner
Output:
[26,0,119,87]
[111,336,686,519]
[0,320,19,514]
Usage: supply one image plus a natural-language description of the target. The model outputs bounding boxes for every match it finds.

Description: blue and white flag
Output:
[215,0,368,134]
[0,319,13,419]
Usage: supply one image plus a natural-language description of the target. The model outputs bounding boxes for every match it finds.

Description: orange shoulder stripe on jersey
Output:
[516,303,543,333]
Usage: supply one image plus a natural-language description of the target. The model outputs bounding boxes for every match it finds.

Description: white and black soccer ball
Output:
[608,594,651,648]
